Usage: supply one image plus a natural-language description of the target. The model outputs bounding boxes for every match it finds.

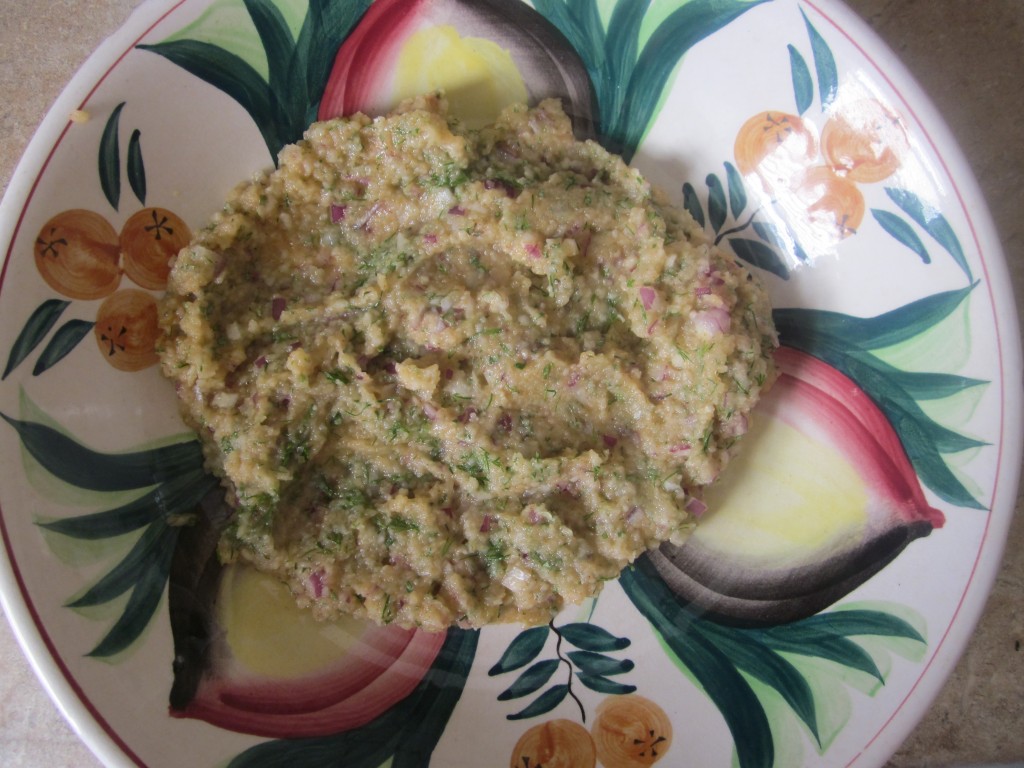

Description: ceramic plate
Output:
[1,1,1020,766]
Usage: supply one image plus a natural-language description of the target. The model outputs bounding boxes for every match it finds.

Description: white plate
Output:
[1,1,1020,766]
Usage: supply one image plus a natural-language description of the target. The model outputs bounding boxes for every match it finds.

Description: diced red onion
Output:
[484,178,517,198]
[639,285,657,311]
[254,355,268,368]
[448,205,466,216]
[330,204,347,222]
[271,296,286,321]
[694,308,731,335]
[602,434,618,448]
[685,497,708,517]
[525,243,541,259]
[310,569,325,598]
[480,515,493,533]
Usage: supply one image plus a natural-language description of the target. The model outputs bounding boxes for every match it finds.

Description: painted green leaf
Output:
[39,469,216,539]
[127,128,146,205]
[69,518,173,608]
[2,299,70,379]
[774,284,973,351]
[488,624,549,675]
[752,220,782,247]
[728,237,790,280]
[615,0,772,159]
[568,0,605,71]
[885,187,971,280]
[497,658,560,700]
[601,0,651,122]
[85,520,179,657]
[706,172,727,233]
[795,610,925,642]
[724,161,747,218]
[889,407,987,508]
[620,560,774,768]
[506,683,569,720]
[696,622,820,745]
[760,630,883,682]
[0,415,204,491]
[137,39,282,159]
[576,673,637,695]
[787,43,813,114]
[300,0,371,112]
[532,1,588,68]
[887,369,987,400]
[99,102,125,209]
[558,622,629,652]
[31,319,93,376]
[751,219,809,265]
[872,209,931,264]
[800,8,837,110]
[567,650,634,676]
[243,0,302,138]
[682,182,705,228]
[227,628,479,768]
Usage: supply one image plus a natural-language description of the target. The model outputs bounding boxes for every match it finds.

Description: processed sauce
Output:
[159,96,777,630]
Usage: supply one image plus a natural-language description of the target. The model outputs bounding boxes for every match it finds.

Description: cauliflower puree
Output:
[159,96,777,630]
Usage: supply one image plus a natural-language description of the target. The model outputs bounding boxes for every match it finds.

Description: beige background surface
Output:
[1,1,1021,766]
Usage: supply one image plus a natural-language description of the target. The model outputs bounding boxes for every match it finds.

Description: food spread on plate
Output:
[158,95,777,630]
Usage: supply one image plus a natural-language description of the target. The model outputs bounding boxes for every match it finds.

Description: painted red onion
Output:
[318,0,597,137]
[646,346,944,626]
[168,515,444,738]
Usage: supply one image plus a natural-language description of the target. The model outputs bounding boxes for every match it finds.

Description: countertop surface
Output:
[1,1,1022,766]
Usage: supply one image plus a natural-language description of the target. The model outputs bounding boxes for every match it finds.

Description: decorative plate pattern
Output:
[0,1,1019,767]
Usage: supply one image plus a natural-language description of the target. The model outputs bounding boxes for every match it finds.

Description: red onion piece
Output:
[693,308,731,335]
[685,497,708,517]
[330,204,347,222]
[310,569,326,598]
[639,285,657,311]
[271,297,286,321]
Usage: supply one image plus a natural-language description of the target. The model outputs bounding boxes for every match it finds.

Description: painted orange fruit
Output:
[792,165,866,243]
[34,209,121,300]
[591,695,673,768]
[821,98,908,183]
[93,289,159,372]
[510,719,596,768]
[120,207,191,290]
[734,111,818,192]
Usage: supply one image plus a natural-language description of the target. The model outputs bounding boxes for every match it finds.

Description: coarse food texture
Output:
[159,95,777,631]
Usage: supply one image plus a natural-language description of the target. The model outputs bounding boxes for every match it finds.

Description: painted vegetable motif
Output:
[649,346,945,626]
[167,509,453,739]
[0,1,997,767]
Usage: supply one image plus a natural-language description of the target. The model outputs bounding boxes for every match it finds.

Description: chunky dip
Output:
[159,96,777,630]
